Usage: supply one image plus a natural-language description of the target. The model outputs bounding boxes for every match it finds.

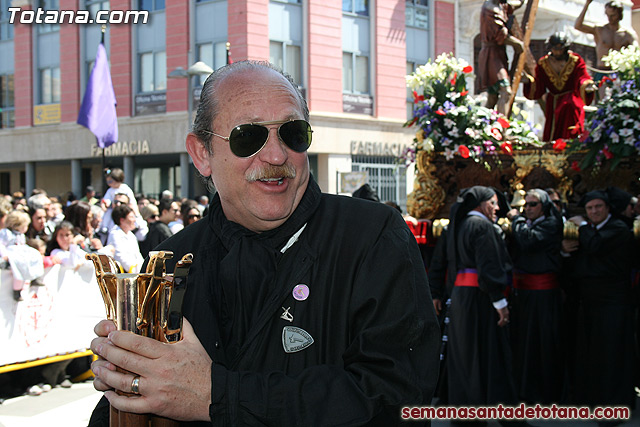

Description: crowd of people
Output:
[428,184,640,424]
[0,167,210,398]
[0,167,210,300]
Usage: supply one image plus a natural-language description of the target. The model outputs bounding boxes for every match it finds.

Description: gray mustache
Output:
[246,164,296,182]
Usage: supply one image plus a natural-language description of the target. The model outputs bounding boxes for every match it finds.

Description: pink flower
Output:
[490,128,503,140]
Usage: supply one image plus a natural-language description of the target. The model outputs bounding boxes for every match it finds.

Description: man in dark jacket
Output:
[506,189,564,404]
[89,61,440,426]
[140,198,177,258]
[562,190,636,409]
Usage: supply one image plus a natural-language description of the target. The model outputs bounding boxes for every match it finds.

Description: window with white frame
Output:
[270,41,301,86]
[39,67,60,104]
[196,42,227,85]
[140,51,166,92]
[342,0,368,15]
[0,0,14,40]
[139,0,164,11]
[36,0,60,33]
[86,0,110,20]
[0,74,14,128]
[269,0,304,88]
[405,0,428,30]
[342,52,369,94]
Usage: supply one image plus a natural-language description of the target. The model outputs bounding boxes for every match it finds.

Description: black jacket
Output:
[140,221,173,258]
[91,179,440,426]
[167,179,439,425]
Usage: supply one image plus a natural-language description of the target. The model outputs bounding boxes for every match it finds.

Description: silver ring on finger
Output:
[131,375,141,395]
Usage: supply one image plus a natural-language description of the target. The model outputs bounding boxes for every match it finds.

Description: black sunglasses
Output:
[187,214,201,220]
[202,119,312,158]
[524,201,540,208]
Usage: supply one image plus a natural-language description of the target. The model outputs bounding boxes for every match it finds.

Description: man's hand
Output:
[507,36,525,54]
[91,318,212,421]
[90,238,104,250]
[521,71,534,83]
[506,208,520,221]
[433,299,443,316]
[585,83,598,93]
[568,215,586,226]
[561,239,579,253]
[496,306,510,327]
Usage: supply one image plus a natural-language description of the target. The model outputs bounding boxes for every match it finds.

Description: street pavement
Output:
[0,380,102,427]
[0,380,638,426]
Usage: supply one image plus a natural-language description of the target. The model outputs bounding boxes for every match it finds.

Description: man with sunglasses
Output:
[506,189,564,404]
[89,61,440,426]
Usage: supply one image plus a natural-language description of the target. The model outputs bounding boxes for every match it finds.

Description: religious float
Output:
[403,49,640,247]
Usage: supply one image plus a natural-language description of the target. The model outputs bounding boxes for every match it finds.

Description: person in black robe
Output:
[506,189,564,404]
[444,186,519,424]
[88,61,441,426]
[562,190,636,410]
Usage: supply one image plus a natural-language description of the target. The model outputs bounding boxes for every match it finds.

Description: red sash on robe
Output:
[512,272,559,290]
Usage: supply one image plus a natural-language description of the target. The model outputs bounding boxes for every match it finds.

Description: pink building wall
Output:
[110,0,132,118]
[307,1,343,113]
[375,0,407,119]
[434,1,455,56]
[228,0,269,61]
[59,0,80,123]
[13,6,33,127]
[166,1,190,113]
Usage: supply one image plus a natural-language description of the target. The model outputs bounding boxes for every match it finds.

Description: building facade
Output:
[0,0,458,207]
[0,0,632,207]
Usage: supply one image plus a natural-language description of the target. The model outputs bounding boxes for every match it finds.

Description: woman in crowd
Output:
[64,201,106,253]
[180,199,202,228]
[26,207,51,243]
[107,204,144,274]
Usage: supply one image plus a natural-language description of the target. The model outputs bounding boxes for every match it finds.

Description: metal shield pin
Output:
[282,326,314,353]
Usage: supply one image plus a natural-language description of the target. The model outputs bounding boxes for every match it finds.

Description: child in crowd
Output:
[0,210,44,301]
[26,237,61,271]
[45,221,87,270]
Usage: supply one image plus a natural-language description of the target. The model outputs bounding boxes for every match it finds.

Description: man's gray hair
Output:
[192,60,309,155]
[27,194,51,211]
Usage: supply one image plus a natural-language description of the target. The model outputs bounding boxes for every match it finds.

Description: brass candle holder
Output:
[87,251,193,427]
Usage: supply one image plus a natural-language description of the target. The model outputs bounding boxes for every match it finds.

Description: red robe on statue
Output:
[524,52,594,141]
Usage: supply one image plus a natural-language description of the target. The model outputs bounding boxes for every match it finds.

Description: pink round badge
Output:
[292,284,310,301]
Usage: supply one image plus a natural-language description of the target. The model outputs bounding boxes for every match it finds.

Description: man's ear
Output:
[186,133,212,177]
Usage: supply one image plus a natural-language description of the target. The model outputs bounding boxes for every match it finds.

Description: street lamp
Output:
[168,61,213,199]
